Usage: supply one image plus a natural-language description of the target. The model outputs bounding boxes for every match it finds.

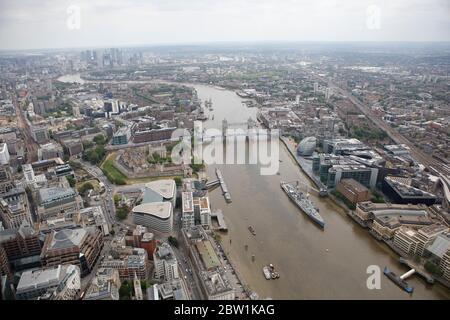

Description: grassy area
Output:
[101,152,183,185]
[101,154,127,185]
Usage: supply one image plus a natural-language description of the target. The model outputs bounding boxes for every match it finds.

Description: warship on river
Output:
[280,181,325,228]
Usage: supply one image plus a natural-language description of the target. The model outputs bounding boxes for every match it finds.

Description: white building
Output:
[153,242,179,282]
[16,265,80,300]
[0,143,10,165]
[84,268,121,300]
[182,192,195,229]
[22,164,35,183]
[132,202,173,234]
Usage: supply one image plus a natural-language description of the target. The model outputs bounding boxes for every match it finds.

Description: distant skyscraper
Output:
[314,82,319,95]
[325,87,332,101]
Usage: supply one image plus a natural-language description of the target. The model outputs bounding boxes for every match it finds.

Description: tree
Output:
[140,280,149,291]
[116,207,129,220]
[174,177,182,187]
[113,194,122,207]
[93,134,106,145]
[66,175,76,188]
[78,182,94,194]
[168,236,179,248]
[119,281,132,300]
[424,261,443,276]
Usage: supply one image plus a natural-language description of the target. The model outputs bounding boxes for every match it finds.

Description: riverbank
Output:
[58,74,450,299]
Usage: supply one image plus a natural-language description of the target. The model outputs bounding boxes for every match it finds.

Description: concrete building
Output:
[101,247,149,280]
[382,176,437,206]
[153,242,179,282]
[0,187,33,229]
[37,187,81,219]
[79,206,110,236]
[336,178,371,204]
[442,247,450,282]
[16,264,80,300]
[193,196,211,227]
[424,233,450,268]
[61,139,84,157]
[0,245,12,280]
[181,191,195,229]
[313,154,378,189]
[22,164,35,184]
[355,202,435,240]
[0,223,41,266]
[37,142,64,161]
[322,138,367,155]
[142,179,176,207]
[0,143,10,165]
[40,227,103,276]
[133,202,173,234]
[154,279,190,300]
[31,126,49,144]
[84,268,121,300]
[112,127,131,145]
[181,227,235,300]
[0,165,14,195]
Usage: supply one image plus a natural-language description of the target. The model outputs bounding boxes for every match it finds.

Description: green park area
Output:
[101,153,127,185]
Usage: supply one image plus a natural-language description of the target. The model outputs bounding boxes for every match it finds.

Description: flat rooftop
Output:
[195,240,221,271]
[145,179,176,200]
[133,202,172,219]
[182,192,194,213]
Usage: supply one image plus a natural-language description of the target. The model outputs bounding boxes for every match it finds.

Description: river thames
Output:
[194,84,449,300]
[58,74,449,299]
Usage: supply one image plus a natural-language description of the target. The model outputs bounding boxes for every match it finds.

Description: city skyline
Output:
[0,0,450,51]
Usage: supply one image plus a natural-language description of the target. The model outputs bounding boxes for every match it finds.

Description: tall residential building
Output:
[314,82,319,94]
[153,242,179,282]
[16,264,80,300]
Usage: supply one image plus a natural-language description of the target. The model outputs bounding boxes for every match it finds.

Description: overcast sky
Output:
[0,0,449,50]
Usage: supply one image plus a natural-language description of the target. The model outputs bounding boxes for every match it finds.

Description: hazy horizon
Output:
[1,0,449,51]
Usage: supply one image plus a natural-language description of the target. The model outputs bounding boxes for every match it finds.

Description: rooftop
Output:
[133,202,172,220]
[48,228,87,250]
[38,187,76,203]
[144,179,176,200]
[195,241,221,270]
